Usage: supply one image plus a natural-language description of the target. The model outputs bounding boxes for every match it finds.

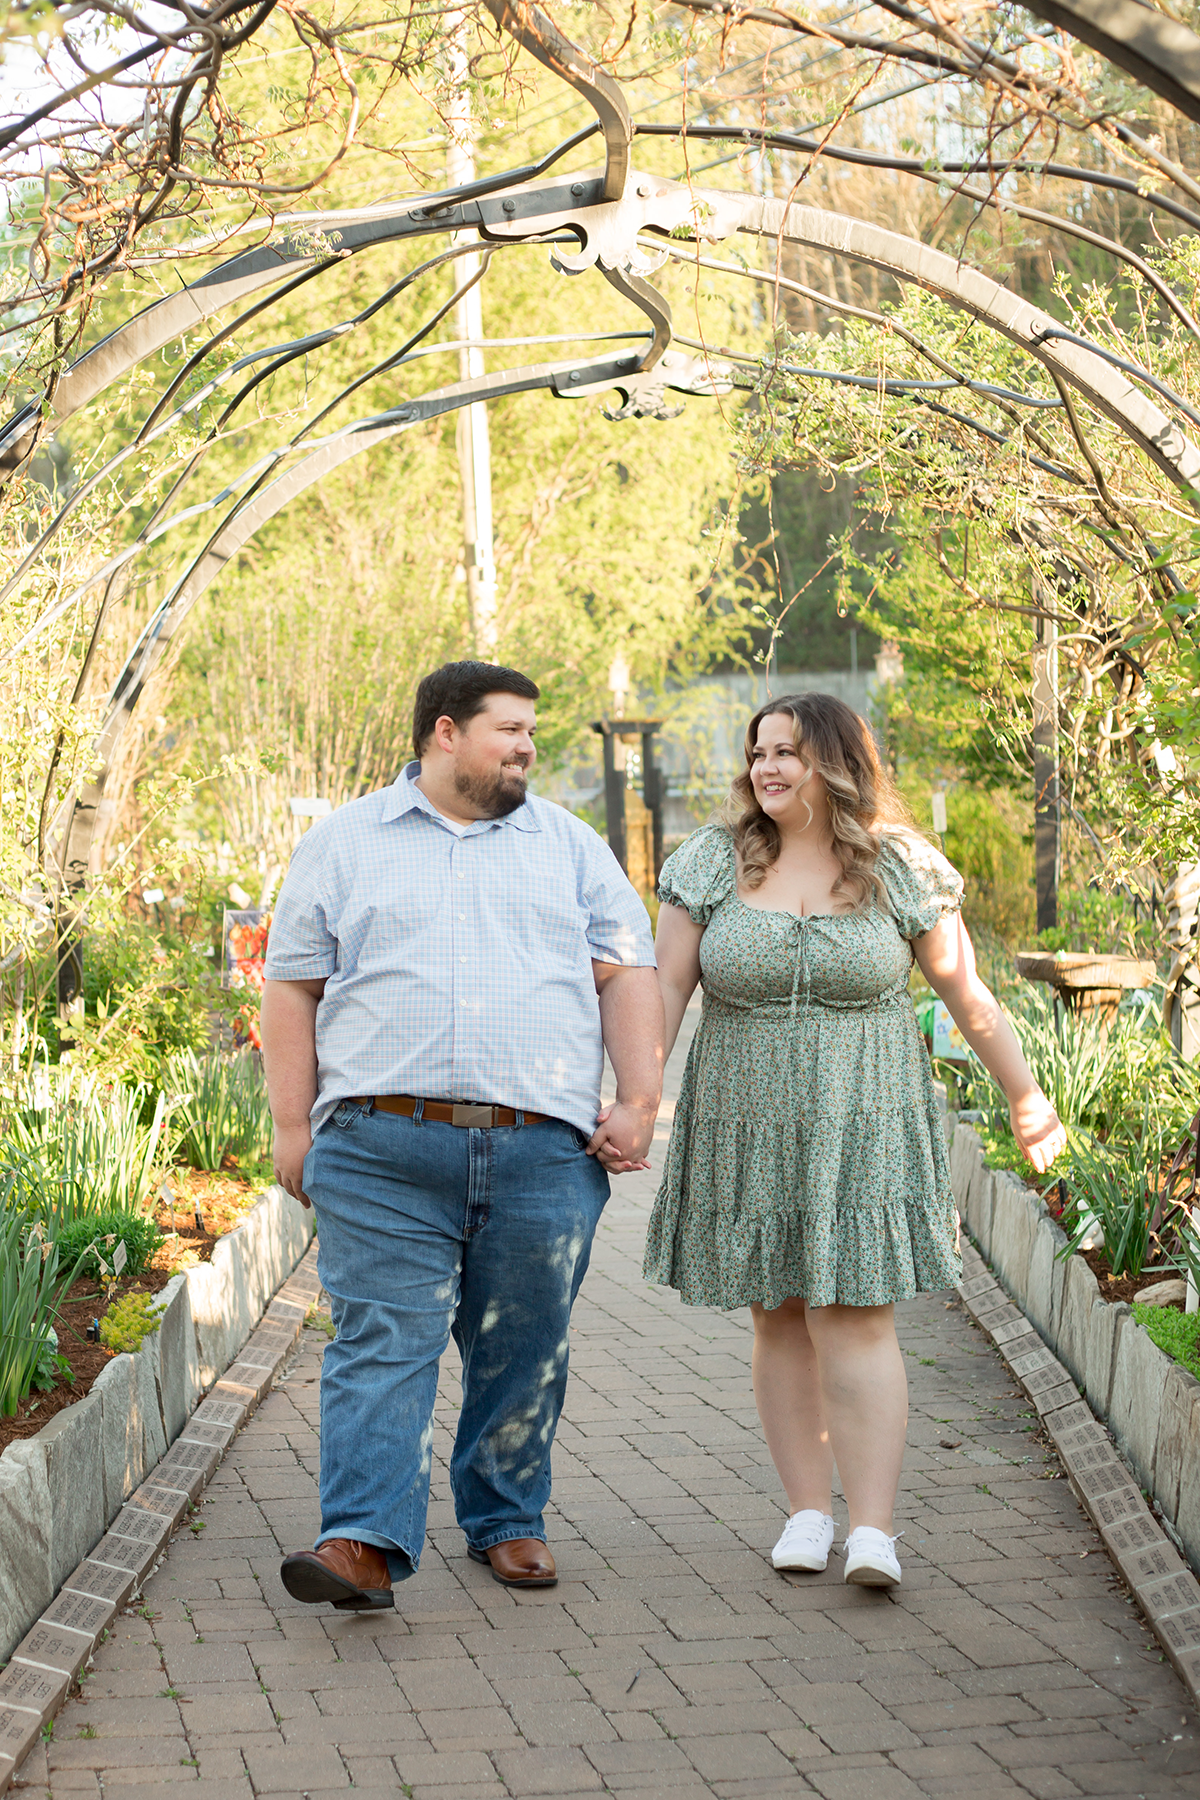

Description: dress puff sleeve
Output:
[657,824,736,925]
[877,829,965,940]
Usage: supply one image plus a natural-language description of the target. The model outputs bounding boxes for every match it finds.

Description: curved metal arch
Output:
[54,345,721,887]
[719,193,1200,497]
[1021,0,1200,129]
[17,166,1200,502]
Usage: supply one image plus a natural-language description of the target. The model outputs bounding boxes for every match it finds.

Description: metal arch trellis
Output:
[13,0,1200,917]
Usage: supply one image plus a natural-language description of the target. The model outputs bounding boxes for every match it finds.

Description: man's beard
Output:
[453,762,528,819]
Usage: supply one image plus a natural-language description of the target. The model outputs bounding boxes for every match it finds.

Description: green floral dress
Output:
[643,824,964,1310]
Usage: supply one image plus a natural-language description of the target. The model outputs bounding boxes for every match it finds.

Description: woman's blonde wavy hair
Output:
[721,692,917,910]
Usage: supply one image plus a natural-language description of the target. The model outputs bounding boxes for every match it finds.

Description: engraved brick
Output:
[246,1323,293,1347]
[1137,1570,1200,1619]
[191,1397,244,1428]
[0,1705,40,1769]
[213,1369,265,1402]
[220,1360,273,1392]
[1072,1459,1131,1500]
[126,1483,189,1526]
[1053,1422,1109,1458]
[0,1663,67,1722]
[991,1319,1039,1347]
[64,1559,136,1606]
[1169,1640,1200,1692]
[11,1623,94,1679]
[1071,1440,1121,1473]
[161,1436,216,1471]
[178,1420,235,1449]
[266,1299,305,1322]
[1013,1350,1066,1383]
[961,1274,1001,1299]
[1102,1513,1163,1556]
[1033,1379,1081,1416]
[1047,1398,1095,1435]
[1089,1486,1144,1529]
[1156,1603,1200,1652]
[89,1531,158,1579]
[108,1505,170,1547]
[41,1591,115,1639]
[1124,1540,1186,1585]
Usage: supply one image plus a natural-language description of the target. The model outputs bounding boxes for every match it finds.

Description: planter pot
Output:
[0,1186,313,1664]
[948,1120,1200,1574]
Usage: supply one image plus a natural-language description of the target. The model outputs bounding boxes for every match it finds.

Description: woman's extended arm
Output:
[914,912,1067,1172]
[656,902,704,1063]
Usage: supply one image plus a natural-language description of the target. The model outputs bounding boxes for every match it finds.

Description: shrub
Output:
[1132,1303,1200,1381]
[99,1290,167,1354]
[53,1212,162,1283]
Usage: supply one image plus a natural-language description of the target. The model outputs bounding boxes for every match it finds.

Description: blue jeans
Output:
[303,1102,609,1579]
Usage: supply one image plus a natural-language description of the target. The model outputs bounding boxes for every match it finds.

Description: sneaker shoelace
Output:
[838,1529,904,1557]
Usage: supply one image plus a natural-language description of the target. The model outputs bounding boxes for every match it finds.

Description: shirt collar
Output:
[381,762,540,832]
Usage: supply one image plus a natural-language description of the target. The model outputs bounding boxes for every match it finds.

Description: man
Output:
[262,660,663,1610]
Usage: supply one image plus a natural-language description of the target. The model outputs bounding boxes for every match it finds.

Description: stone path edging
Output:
[956,1235,1200,1707]
[0,1242,322,1796]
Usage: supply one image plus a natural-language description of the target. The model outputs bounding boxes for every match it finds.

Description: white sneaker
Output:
[843,1526,902,1588]
[771,1510,836,1572]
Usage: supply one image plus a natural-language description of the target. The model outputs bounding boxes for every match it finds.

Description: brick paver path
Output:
[20,1015,1200,1800]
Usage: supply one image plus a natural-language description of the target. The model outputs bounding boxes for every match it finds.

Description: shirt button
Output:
[460,956,467,963]
[460,999,468,1006]
[456,872,466,880]
[459,913,466,921]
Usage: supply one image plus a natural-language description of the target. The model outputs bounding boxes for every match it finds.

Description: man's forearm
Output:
[598,965,664,1111]
[261,980,321,1125]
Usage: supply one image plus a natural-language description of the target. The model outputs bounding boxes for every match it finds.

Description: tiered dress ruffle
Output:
[643,824,965,1310]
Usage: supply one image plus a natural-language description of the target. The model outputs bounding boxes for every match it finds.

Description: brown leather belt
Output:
[352,1094,550,1128]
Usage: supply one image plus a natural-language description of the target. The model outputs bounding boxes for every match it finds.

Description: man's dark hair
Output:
[412,662,540,759]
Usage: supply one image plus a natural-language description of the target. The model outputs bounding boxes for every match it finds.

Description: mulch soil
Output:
[0,1267,175,1454]
[0,1162,268,1455]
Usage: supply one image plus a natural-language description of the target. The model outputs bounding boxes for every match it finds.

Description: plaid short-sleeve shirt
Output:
[264,764,656,1135]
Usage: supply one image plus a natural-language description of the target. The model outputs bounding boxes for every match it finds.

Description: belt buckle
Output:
[451,1103,496,1128]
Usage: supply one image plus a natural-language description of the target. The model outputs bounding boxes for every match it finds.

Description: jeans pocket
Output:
[568,1124,590,1152]
[332,1099,365,1130]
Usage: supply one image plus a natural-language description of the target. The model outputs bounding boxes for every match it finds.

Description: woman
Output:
[645,693,1065,1589]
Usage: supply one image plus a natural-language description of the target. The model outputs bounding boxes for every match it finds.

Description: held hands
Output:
[273,1122,314,1209]
[1009,1087,1067,1173]
[587,1100,656,1173]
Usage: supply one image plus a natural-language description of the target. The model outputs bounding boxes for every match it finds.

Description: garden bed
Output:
[0,1183,315,1665]
[950,1119,1200,1574]
[0,1160,273,1453]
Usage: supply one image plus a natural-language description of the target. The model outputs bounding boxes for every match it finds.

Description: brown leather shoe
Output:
[468,1538,557,1587]
[280,1539,394,1610]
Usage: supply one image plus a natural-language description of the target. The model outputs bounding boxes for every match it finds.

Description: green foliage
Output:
[1033,887,1161,962]
[966,986,1199,1154]
[52,1212,162,1284]
[1132,1304,1200,1382]
[1058,1125,1164,1280]
[2,1069,176,1226]
[733,269,1200,886]
[0,1206,86,1416]
[98,1290,166,1355]
[168,1051,272,1171]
